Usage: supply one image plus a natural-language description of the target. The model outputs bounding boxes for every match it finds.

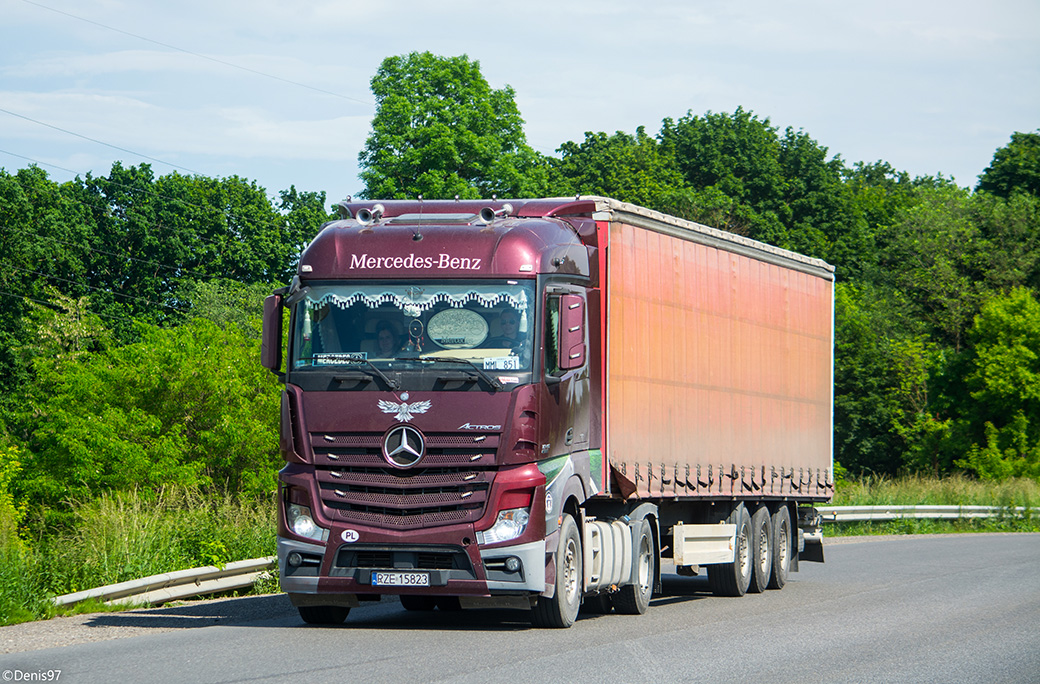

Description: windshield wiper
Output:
[341,358,400,390]
[421,357,503,390]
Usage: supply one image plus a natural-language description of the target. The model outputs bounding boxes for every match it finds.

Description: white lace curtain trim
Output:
[309,289,529,313]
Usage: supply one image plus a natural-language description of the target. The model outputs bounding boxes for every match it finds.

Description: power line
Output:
[3,262,192,314]
[0,107,202,176]
[0,150,314,277]
[19,0,373,108]
[0,149,79,176]
[0,147,303,229]
[0,286,141,325]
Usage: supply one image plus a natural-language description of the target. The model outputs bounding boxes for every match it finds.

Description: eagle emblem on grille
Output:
[378,399,431,423]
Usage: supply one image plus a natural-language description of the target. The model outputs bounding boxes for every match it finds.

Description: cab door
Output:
[542,287,591,458]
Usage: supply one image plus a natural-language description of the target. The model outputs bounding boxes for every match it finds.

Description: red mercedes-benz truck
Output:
[261,196,834,627]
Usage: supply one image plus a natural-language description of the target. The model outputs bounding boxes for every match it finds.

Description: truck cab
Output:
[262,199,601,625]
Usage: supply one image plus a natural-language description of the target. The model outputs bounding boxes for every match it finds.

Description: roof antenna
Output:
[413,195,424,242]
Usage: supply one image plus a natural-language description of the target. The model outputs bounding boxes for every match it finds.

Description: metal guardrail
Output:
[52,556,276,608]
[51,505,1032,608]
[817,504,1029,523]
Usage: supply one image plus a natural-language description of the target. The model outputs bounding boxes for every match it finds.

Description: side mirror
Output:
[558,294,586,371]
[261,294,283,372]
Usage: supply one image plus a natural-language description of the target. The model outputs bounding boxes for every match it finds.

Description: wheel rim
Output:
[777,520,790,574]
[757,521,771,576]
[562,536,579,602]
[737,525,750,578]
[637,535,652,594]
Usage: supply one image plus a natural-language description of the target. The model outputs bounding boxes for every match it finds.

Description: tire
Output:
[532,513,582,628]
[747,505,773,594]
[613,519,655,615]
[400,595,437,611]
[297,605,350,625]
[767,505,792,590]
[707,504,752,597]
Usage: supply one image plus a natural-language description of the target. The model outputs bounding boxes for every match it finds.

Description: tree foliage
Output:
[552,128,684,209]
[358,52,550,199]
[977,130,1040,198]
[16,317,281,511]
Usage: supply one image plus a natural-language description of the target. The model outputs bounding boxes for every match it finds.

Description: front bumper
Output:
[278,535,545,596]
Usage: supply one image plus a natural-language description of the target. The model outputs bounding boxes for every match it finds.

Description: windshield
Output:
[290,281,535,373]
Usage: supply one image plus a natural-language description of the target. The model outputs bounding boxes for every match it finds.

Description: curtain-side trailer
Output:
[261,196,834,628]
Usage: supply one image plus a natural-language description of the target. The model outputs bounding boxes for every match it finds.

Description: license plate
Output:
[372,572,430,587]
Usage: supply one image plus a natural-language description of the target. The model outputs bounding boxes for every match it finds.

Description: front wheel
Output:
[532,514,582,628]
[613,519,655,615]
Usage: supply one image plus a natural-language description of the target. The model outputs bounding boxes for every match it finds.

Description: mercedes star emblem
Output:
[382,424,425,467]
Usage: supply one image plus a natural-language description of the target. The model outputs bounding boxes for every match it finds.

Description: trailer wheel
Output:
[532,513,582,628]
[767,506,792,590]
[400,595,437,611]
[297,605,350,625]
[747,505,773,593]
[613,519,655,614]
[708,504,752,597]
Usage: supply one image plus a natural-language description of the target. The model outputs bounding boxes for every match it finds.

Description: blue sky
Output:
[2,0,1038,207]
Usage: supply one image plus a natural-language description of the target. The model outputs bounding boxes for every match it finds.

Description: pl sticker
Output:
[545,491,554,514]
[341,529,360,543]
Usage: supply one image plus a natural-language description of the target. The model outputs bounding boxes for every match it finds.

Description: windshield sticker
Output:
[428,309,489,348]
[484,356,520,371]
[314,352,367,364]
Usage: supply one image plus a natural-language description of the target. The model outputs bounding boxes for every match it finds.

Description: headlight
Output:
[287,503,328,542]
[478,508,530,545]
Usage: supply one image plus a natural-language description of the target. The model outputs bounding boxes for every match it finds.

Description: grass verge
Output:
[828,474,1040,536]
[1,487,275,626]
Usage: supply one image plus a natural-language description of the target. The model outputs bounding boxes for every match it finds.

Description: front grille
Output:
[355,551,393,568]
[312,431,500,529]
[336,545,473,574]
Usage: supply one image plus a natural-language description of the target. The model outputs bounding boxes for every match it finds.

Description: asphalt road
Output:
[2,534,1038,683]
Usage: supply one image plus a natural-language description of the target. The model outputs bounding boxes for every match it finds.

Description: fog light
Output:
[287,551,303,567]
[505,556,521,573]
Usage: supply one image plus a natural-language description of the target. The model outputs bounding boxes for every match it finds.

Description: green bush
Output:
[18,318,282,511]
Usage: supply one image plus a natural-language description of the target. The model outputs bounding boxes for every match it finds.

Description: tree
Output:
[358,52,550,199]
[954,288,1040,479]
[0,166,97,421]
[877,185,982,351]
[658,108,858,267]
[552,127,685,209]
[976,130,1040,198]
[832,282,910,476]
